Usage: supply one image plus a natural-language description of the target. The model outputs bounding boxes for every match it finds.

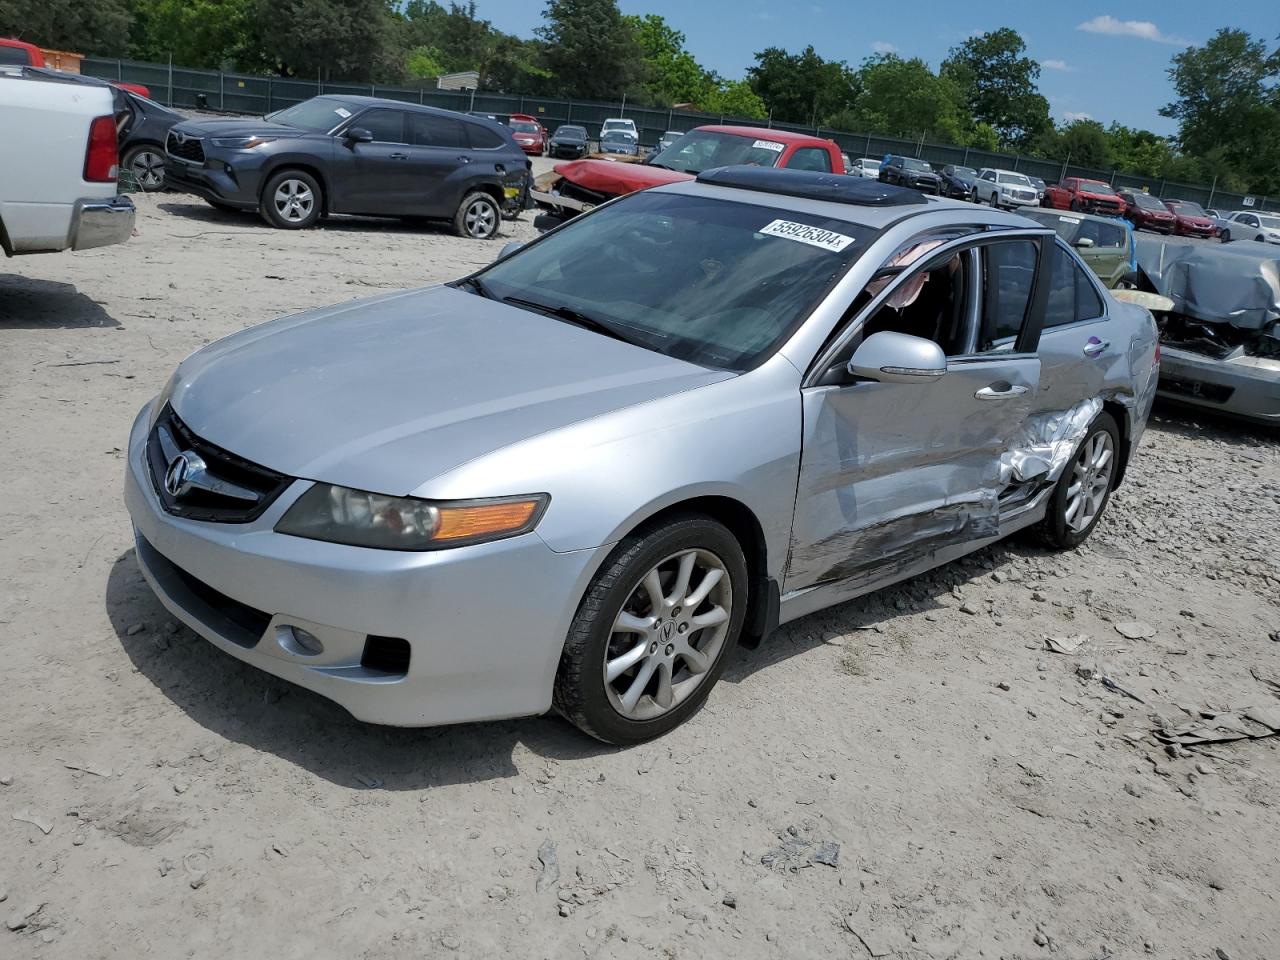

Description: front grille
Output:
[146,405,292,523]
[166,133,205,164]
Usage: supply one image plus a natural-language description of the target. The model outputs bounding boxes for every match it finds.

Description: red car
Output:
[1042,176,1125,216]
[507,114,547,156]
[1117,190,1177,234]
[532,125,847,216]
[1163,199,1218,238]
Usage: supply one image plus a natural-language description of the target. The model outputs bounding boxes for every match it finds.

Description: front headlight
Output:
[275,485,549,551]
[148,371,180,429]
[209,136,277,149]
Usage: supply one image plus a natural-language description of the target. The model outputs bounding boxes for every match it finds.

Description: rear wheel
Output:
[1220,229,1231,243]
[123,144,166,191]
[553,515,748,744]
[260,170,322,229]
[453,191,501,239]
[1036,412,1120,550]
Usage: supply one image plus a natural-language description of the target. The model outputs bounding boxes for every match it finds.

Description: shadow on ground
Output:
[1148,399,1279,445]
[0,275,120,329]
[106,548,615,790]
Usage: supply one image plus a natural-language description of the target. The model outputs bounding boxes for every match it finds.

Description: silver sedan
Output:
[125,168,1160,743]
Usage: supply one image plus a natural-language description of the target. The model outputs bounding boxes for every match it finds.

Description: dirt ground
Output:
[1,179,1279,960]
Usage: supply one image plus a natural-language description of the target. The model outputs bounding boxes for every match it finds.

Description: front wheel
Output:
[1036,412,1120,550]
[123,144,166,192]
[554,515,748,744]
[260,170,322,229]
[453,191,501,239]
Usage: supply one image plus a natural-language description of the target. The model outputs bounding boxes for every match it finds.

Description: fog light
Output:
[277,624,324,657]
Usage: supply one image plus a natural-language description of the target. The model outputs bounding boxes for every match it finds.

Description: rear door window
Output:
[409,113,467,148]
[1043,243,1105,328]
[978,240,1038,351]
[466,123,506,149]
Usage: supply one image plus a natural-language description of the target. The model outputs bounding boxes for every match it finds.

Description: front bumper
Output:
[123,404,600,726]
[69,195,135,251]
[164,154,261,209]
[1157,346,1280,424]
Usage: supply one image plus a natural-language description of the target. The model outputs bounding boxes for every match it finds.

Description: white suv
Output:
[601,118,638,141]
[974,169,1040,209]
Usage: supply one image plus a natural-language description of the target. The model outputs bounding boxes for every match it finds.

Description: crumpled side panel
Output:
[999,396,1104,485]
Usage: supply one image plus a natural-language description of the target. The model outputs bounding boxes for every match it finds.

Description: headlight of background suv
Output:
[275,485,549,551]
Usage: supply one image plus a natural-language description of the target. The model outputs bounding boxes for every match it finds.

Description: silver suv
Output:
[124,168,1160,744]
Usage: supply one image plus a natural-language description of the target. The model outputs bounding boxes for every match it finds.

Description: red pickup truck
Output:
[1,38,151,97]
[1042,177,1125,216]
[532,125,846,216]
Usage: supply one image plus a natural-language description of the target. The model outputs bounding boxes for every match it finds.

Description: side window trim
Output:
[802,227,1053,387]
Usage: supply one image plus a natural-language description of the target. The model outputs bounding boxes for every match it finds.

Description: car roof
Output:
[1023,208,1126,228]
[653,169,1037,232]
[694,125,832,146]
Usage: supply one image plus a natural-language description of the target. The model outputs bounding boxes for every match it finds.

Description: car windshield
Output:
[663,131,680,140]
[510,121,539,133]
[649,131,785,174]
[902,158,932,172]
[1256,214,1280,229]
[265,97,363,132]
[603,121,633,131]
[470,191,873,371]
[1080,179,1115,193]
[998,173,1032,186]
[951,167,977,178]
[1168,200,1206,216]
[1131,193,1166,210]
[601,130,634,142]
[555,126,586,140]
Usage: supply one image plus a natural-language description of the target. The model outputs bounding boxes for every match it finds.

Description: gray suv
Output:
[125,168,1160,744]
[163,95,530,237]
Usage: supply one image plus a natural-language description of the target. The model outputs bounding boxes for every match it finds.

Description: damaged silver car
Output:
[125,167,1159,745]
[1135,235,1280,424]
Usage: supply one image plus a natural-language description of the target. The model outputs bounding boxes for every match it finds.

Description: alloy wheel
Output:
[1064,431,1114,533]
[131,150,165,190]
[463,199,496,238]
[603,548,732,721]
[273,179,314,223]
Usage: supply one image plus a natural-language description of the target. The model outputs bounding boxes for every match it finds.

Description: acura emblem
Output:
[164,450,206,497]
[661,621,676,642]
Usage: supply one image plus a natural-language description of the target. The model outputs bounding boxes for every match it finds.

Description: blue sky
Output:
[468,1,1277,135]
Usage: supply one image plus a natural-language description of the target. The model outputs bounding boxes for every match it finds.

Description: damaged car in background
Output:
[1134,235,1280,424]
[125,168,1158,746]
[531,125,845,217]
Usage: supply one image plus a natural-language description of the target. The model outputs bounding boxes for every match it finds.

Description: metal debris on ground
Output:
[1155,706,1280,746]
[1100,675,1146,704]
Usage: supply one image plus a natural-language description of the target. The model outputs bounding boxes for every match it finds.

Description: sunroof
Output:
[696,166,929,207]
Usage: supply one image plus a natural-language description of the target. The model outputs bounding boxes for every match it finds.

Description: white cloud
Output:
[872,41,897,54]
[1041,59,1072,71]
[1077,15,1186,45]
[1062,111,1094,123]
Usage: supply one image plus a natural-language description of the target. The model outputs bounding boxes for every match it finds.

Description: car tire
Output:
[123,144,166,192]
[553,514,749,745]
[453,191,501,239]
[1035,411,1120,550]
[259,170,322,229]
[1219,229,1231,243]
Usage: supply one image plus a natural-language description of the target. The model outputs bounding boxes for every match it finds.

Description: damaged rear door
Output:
[785,230,1052,593]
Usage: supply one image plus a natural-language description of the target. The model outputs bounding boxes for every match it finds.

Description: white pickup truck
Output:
[0,72,135,256]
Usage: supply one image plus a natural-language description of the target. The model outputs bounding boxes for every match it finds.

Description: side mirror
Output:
[1074,237,1095,248]
[847,331,947,384]
[498,241,524,260]
[345,127,373,144]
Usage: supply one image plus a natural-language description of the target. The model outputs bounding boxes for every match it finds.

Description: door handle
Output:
[1082,337,1110,358]
[388,152,409,160]
[975,384,1030,401]
[457,155,471,163]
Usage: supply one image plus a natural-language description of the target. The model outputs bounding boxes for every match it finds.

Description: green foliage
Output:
[748,45,856,124]
[0,0,133,57]
[246,0,394,81]
[1037,118,1112,169]
[841,53,967,142]
[130,0,255,68]
[536,0,643,101]
[698,77,766,119]
[625,13,706,106]
[941,28,1051,147]
[405,45,446,80]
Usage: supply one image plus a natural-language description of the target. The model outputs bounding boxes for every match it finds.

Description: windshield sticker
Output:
[1059,216,1082,223]
[752,139,785,152]
[334,107,352,118]
[759,219,855,253]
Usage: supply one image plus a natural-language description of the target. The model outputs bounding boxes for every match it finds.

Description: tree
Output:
[941,28,1051,147]
[698,77,766,119]
[625,13,707,106]
[1051,119,1112,169]
[836,53,968,142]
[129,0,256,69]
[536,0,643,100]
[747,45,856,124]
[0,0,132,57]
[253,0,394,81]
[1161,27,1280,194]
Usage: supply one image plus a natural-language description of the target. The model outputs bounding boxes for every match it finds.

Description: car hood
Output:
[1175,214,1213,227]
[169,118,313,139]
[168,286,731,497]
[555,159,691,195]
[905,169,940,179]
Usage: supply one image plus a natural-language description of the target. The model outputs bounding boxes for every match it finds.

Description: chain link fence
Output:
[86,55,1277,214]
